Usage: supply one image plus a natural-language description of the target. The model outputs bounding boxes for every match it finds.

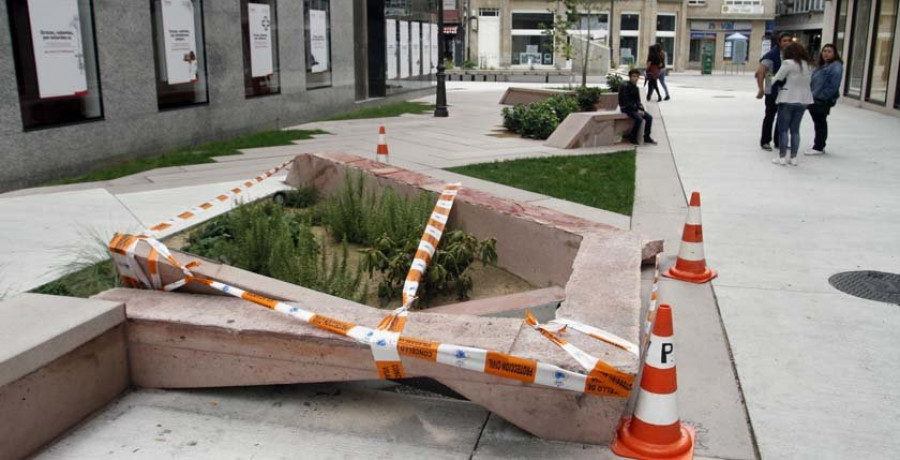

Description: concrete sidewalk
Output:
[659,74,900,459]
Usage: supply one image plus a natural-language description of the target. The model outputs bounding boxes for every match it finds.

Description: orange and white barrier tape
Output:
[643,253,661,347]
[525,312,635,397]
[188,277,634,397]
[147,161,292,235]
[546,318,640,357]
[402,183,461,307]
[371,183,461,379]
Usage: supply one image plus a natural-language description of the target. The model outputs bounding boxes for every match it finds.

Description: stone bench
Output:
[0,294,128,459]
[544,111,643,149]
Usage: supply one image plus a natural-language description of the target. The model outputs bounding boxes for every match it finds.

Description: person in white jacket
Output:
[771,42,815,166]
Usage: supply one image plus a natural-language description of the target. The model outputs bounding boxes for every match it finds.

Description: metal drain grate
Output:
[828,271,900,304]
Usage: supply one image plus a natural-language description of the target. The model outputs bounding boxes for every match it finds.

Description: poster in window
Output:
[399,20,409,78]
[431,24,438,74]
[309,9,328,73]
[386,19,398,79]
[248,3,273,77]
[26,0,88,99]
[161,0,197,84]
[421,23,431,74]
[411,22,421,76]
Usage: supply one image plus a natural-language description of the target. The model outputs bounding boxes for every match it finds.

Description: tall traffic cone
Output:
[376,126,389,163]
[664,192,717,283]
[611,304,694,460]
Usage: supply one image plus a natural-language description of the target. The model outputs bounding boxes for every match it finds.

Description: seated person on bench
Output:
[618,69,657,145]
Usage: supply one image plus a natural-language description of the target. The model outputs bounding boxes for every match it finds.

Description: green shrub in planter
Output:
[501,94,580,140]
[575,86,604,112]
[606,73,625,93]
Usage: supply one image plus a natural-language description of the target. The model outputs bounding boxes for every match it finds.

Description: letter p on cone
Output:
[611,304,695,460]
[664,191,717,283]
[376,126,389,163]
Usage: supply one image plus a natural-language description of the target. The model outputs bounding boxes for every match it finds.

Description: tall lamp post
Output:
[434,0,449,117]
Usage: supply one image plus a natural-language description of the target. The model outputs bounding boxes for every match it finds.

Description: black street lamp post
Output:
[434,0,449,117]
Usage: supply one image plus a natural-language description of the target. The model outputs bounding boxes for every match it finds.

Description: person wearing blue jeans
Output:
[770,42,814,166]
[777,103,806,160]
[618,69,657,145]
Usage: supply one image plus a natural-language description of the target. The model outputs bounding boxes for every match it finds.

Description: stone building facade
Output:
[464,0,777,71]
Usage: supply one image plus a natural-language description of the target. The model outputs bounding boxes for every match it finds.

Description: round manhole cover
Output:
[828,271,900,304]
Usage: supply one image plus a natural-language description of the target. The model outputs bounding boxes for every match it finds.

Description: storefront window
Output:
[835,0,848,58]
[511,35,553,65]
[512,12,554,66]
[304,0,332,89]
[656,14,676,67]
[865,0,896,104]
[241,0,279,97]
[150,0,208,109]
[620,13,640,65]
[846,0,872,98]
[7,0,103,130]
[383,1,435,95]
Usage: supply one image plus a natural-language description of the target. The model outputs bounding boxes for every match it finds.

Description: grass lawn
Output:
[30,259,120,298]
[43,129,329,186]
[446,151,636,216]
[324,101,434,121]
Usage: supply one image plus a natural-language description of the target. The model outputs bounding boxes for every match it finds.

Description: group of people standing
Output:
[756,33,844,166]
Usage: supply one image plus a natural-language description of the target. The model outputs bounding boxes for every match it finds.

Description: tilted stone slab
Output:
[104,152,662,444]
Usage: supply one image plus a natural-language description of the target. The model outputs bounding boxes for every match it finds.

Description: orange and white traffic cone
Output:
[664,191,717,283]
[612,304,695,460]
[376,126,389,163]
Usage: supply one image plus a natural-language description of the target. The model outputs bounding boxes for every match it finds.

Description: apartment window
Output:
[687,0,706,5]
[7,0,103,130]
[304,0,332,89]
[846,0,873,98]
[241,0,280,97]
[512,12,554,66]
[620,13,640,65]
[150,0,209,110]
[656,14,676,67]
[512,12,553,30]
[478,8,499,16]
[866,0,897,104]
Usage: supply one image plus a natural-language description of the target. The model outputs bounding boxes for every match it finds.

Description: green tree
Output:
[543,0,607,87]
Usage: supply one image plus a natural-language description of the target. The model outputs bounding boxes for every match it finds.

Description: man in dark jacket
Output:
[755,32,794,151]
[619,69,656,145]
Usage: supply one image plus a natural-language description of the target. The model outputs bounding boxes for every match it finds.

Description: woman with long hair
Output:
[771,42,814,166]
[645,44,663,102]
[806,44,844,155]
[657,44,671,100]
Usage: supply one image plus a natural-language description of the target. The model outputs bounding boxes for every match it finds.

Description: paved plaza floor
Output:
[3,75,899,459]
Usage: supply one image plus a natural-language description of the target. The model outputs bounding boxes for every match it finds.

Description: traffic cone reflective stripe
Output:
[611,304,695,460]
[664,192,717,283]
[376,126,389,163]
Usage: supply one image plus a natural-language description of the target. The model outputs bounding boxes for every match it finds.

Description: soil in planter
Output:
[164,215,536,310]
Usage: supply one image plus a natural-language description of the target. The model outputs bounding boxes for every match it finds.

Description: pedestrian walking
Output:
[756,33,794,151]
[646,45,663,102]
[770,42,814,166]
[657,45,671,101]
[806,44,843,155]
[619,69,657,145]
